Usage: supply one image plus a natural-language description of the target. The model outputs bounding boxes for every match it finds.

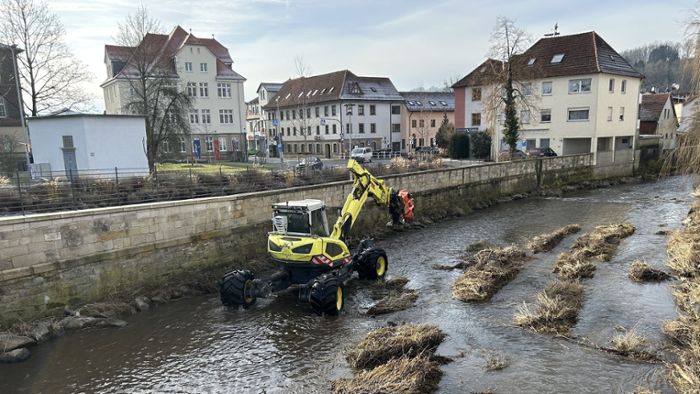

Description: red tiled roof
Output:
[452,59,504,88]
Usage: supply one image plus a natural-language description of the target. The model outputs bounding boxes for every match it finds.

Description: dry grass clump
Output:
[554,223,635,279]
[527,224,581,253]
[628,260,671,282]
[331,355,442,394]
[514,280,583,335]
[611,329,646,355]
[667,229,700,277]
[367,290,419,316]
[345,324,446,370]
[483,351,508,371]
[452,246,529,302]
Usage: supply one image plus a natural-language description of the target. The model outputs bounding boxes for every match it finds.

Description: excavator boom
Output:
[329,159,412,241]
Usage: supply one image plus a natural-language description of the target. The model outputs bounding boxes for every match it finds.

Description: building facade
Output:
[101,26,247,162]
[399,92,455,152]
[246,82,282,156]
[640,93,679,150]
[262,70,404,159]
[453,32,643,163]
[0,43,27,169]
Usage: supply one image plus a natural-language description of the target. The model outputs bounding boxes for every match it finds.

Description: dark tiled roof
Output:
[257,82,283,94]
[262,70,402,110]
[639,93,671,122]
[452,59,504,88]
[399,92,455,112]
[453,32,642,88]
[103,25,244,82]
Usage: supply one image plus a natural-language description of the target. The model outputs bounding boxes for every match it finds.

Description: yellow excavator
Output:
[219,159,414,315]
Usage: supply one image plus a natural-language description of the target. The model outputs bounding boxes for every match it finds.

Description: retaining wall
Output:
[0,154,593,325]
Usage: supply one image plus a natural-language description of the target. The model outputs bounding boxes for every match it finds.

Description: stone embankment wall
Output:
[0,154,592,325]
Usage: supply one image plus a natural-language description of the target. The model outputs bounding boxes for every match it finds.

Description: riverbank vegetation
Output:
[628,260,671,282]
[514,280,584,334]
[527,224,581,253]
[451,246,529,302]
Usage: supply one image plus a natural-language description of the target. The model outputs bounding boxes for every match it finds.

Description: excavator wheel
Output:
[309,276,344,316]
[220,270,256,308]
[357,249,388,281]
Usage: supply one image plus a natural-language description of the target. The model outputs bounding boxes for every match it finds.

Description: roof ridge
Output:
[591,32,601,73]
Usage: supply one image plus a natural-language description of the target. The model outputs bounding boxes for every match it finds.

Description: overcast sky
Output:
[49,0,696,111]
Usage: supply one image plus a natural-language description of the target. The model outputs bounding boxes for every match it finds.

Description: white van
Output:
[350,147,373,163]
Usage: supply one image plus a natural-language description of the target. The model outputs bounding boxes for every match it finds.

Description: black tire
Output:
[309,276,344,316]
[357,249,388,281]
[220,270,256,308]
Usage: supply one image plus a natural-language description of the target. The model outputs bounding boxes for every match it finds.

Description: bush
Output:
[449,134,470,159]
[470,131,492,159]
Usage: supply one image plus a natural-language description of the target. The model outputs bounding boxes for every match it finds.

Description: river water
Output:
[0,177,694,394]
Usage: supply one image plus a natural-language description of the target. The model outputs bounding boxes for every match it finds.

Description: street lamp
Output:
[344,103,354,155]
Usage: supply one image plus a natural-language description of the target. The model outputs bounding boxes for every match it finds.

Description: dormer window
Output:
[328,87,335,93]
[429,101,436,106]
[370,87,377,92]
[416,101,423,106]
[551,54,565,64]
[527,58,536,66]
[350,82,361,94]
[321,88,326,94]
[440,101,448,106]
[408,101,415,105]
[298,91,304,98]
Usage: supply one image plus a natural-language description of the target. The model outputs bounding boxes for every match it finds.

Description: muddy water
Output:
[0,177,693,394]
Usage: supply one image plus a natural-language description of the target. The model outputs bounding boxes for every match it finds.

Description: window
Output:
[619,107,625,121]
[205,136,213,152]
[568,78,592,94]
[568,108,590,121]
[332,105,337,116]
[419,119,425,128]
[346,123,351,133]
[325,125,329,134]
[471,113,481,126]
[391,123,401,133]
[189,109,199,123]
[280,111,284,120]
[286,127,290,136]
[179,137,187,153]
[430,119,436,127]
[540,109,551,123]
[299,109,304,119]
[621,80,627,94]
[292,110,296,120]
[324,106,329,116]
[412,119,417,128]
[201,109,211,124]
[522,83,532,96]
[607,106,613,121]
[332,124,337,134]
[315,107,319,117]
[371,123,376,133]
[307,108,311,118]
[429,101,436,106]
[609,78,615,93]
[217,83,231,97]
[219,137,227,151]
[472,87,482,101]
[316,125,320,135]
[521,110,530,124]
[542,81,552,95]
[370,105,376,115]
[184,62,193,72]
[359,123,365,133]
[293,127,297,136]
[62,135,74,148]
[0,97,5,118]
[551,53,565,63]
[527,57,536,66]
[358,105,365,115]
[286,110,290,120]
[200,63,208,72]
[187,82,197,97]
[219,109,234,124]
[199,82,209,97]
[392,105,401,115]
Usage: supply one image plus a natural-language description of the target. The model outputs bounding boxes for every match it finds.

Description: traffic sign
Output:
[272,119,280,127]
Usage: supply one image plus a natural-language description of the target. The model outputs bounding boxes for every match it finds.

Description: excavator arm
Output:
[330,159,412,241]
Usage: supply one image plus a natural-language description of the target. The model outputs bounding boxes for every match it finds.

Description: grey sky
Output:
[49,0,695,110]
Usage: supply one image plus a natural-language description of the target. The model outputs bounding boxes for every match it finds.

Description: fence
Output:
[0,158,444,216]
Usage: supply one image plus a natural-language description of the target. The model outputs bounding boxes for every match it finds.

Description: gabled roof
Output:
[103,25,244,83]
[452,59,504,88]
[640,93,671,122]
[400,92,455,112]
[262,70,402,110]
[453,31,642,88]
[257,82,283,94]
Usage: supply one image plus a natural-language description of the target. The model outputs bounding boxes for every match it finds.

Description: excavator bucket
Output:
[389,190,414,224]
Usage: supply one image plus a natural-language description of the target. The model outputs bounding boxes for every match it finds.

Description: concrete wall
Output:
[0,154,593,325]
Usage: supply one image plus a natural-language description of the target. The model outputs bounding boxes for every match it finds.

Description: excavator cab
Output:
[271,200,329,237]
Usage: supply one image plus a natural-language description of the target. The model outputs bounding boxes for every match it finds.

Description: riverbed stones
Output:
[61,316,97,330]
[95,318,128,328]
[0,348,31,363]
[134,296,150,311]
[0,333,35,352]
[79,302,136,318]
[29,322,51,342]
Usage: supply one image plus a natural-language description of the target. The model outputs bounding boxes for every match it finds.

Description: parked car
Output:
[527,147,558,157]
[295,156,323,172]
[351,147,373,163]
[498,149,527,161]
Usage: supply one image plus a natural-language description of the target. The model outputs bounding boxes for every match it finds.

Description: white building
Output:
[262,70,404,158]
[453,32,643,165]
[101,26,247,162]
[639,93,679,150]
[246,82,282,156]
[28,114,148,176]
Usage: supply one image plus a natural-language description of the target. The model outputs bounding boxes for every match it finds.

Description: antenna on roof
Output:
[544,23,560,37]
[212,34,215,38]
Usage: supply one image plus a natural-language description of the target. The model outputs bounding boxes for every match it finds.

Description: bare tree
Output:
[483,17,536,155]
[0,0,93,116]
[292,55,313,158]
[114,5,193,172]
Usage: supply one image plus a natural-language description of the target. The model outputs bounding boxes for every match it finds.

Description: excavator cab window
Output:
[310,208,329,237]
[278,210,309,234]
